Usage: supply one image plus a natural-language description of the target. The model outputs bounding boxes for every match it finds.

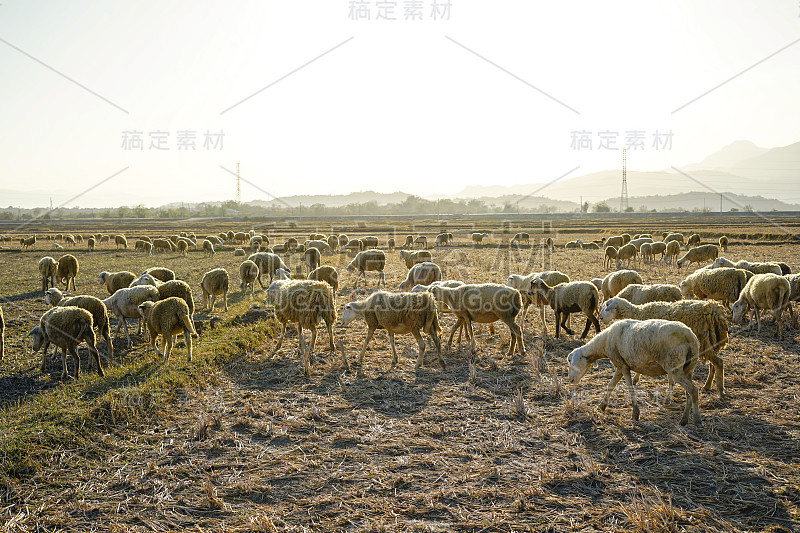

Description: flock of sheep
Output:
[3,228,799,428]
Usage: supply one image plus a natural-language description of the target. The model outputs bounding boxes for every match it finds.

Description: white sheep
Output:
[679,267,752,308]
[601,270,643,300]
[30,306,103,379]
[102,285,160,347]
[308,265,339,301]
[38,256,58,294]
[664,240,681,265]
[615,243,637,269]
[711,257,782,276]
[603,246,618,269]
[203,239,215,257]
[98,271,136,295]
[567,318,701,426]
[304,247,321,273]
[471,232,489,245]
[615,284,682,305]
[347,249,386,289]
[731,273,791,339]
[342,291,444,376]
[56,254,79,291]
[676,244,719,269]
[530,279,600,339]
[507,270,570,336]
[249,252,289,289]
[138,297,197,362]
[201,268,229,312]
[399,250,432,269]
[45,288,114,363]
[239,260,259,295]
[398,262,442,292]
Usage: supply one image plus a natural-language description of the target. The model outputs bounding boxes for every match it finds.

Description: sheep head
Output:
[566,349,591,385]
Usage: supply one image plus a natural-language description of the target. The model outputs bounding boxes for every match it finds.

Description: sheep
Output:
[249,252,289,288]
[603,246,618,269]
[398,262,442,292]
[233,231,249,244]
[436,233,449,247]
[347,249,386,289]
[564,240,581,249]
[567,318,701,426]
[115,235,128,249]
[679,267,752,309]
[52,243,63,250]
[134,239,151,252]
[203,239,215,258]
[338,234,350,248]
[308,265,339,300]
[629,237,653,251]
[344,239,363,256]
[507,270,570,336]
[99,235,110,245]
[153,238,173,253]
[621,233,632,244]
[581,242,600,250]
[639,242,653,264]
[0,307,3,361]
[30,306,103,379]
[138,297,197,362]
[604,235,624,249]
[676,244,719,269]
[785,273,800,328]
[157,280,195,316]
[129,273,162,288]
[102,285,160,347]
[342,291,444,375]
[266,279,340,368]
[719,236,729,252]
[200,268,229,312]
[304,247,321,273]
[414,236,428,249]
[430,283,524,357]
[239,260,260,295]
[327,235,339,251]
[205,235,223,249]
[362,236,379,248]
[285,237,299,252]
[305,239,334,254]
[399,250,432,269]
[471,232,489,245]
[598,297,728,398]
[87,238,96,252]
[545,237,554,251]
[177,240,189,256]
[616,283,682,305]
[615,243,637,269]
[38,256,58,294]
[664,233,685,245]
[64,235,76,246]
[777,262,792,275]
[56,254,79,291]
[530,279,600,339]
[98,271,136,295]
[663,240,681,265]
[402,235,414,249]
[387,237,395,251]
[45,288,113,363]
[711,257,782,276]
[601,270,643,300]
[20,235,36,249]
[731,273,791,339]
[687,234,701,248]
[234,247,246,257]
[650,241,667,261]
[511,232,530,246]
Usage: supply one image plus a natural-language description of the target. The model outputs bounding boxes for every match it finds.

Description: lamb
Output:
[679,267,752,308]
[342,291,444,375]
[398,262,442,291]
[249,252,289,288]
[308,265,339,300]
[199,268,229,312]
[38,256,58,294]
[601,270,643,299]
[31,306,103,379]
[304,247,321,273]
[639,242,653,264]
[266,279,340,368]
[507,270,570,336]
[129,273,162,287]
[56,254,79,291]
[616,283,682,305]
[598,297,728,398]
[676,244,719,269]
[430,283,525,357]
[156,280,195,316]
[567,318,701,426]
[114,235,128,249]
[471,232,489,245]
[615,243,637,269]
[731,273,791,339]
[98,271,136,295]
[102,285,160,346]
[664,240,680,264]
[234,248,246,257]
[45,288,114,362]
[603,246,618,269]
[530,279,600,339]
[347,249,386,289]
[138,297,197,362]
[719,236,729,252]
[239,260,260,295]
[399,250,432,269]
[414,236,428,249]
[203,239,215,258]
[87,238,96,252]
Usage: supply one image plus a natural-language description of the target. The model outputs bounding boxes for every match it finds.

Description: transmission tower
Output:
[620,148,628,212]
[236,163,241,203]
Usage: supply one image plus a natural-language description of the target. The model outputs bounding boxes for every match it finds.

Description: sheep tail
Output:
[180,312,197,336]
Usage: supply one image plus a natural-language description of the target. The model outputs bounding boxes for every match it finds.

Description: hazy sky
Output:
[1,1,798,208]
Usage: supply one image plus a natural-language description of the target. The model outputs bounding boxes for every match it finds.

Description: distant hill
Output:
[684,140,768,171]
[600,191,800,212]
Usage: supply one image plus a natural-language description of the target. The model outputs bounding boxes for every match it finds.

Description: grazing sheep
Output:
[732,273,791,339]
[601,270,643,299]
[327,235,339,251]
[102,285,160,347]
[285,237,299,252]
[153,238,173,253]
[38,256,58,294]
[305,239,334,254]
[398,262,442,292]
[249,252,289,288]
[115,235,128,249]
[719,236,729,252]
[344,239,364,256]
[629,237,653,251]
[664,240,681,265]
[545,237,554,251]
[134,239,151,253]
[530,279,600,339]
[205,235,223,249]
[511,232,530,246]
[157,280,195,316]
[200,268,229,312]
[687,234,701,248]
[304,247,321,273]
[100,235,111,245]
[138,297,197,362]
[342,291,444,375]
[436,233,449,246]
[650,241,667,261]
[387,238,395,251]
[52,243,63,250]
[604,246,618,269]
[615,243,637,269]
[362,236,379,248]
[239,260,259,295]
[399,249,432,269]
[338,234,350,248]
[676,244,719,269]
[604,235,624,249]
[711,257,782,276]
[45,288,113,362]
[98,271,136,295]
[203,239,215,258]
[598,297,728,398]
[308,265,339,300]
[581,242,600,250]
[679,267,752,309]
[567,318,701,426]
[56,254,79,291]
[507,270,570,336]
[564,240,581,249]
[664,233,684,245]
[616,283,682,305]
[414,236,428,249]
[266,279,340,368]
[129,273,162,288]
[639,242,653,264]
[402,235,414,249]
[20,235,36,249]
[87,238,96,251]
[347,249,386,289]
[471,232,489,245]
[64,235,76,246]
[177,240,189,256]
[234,247,246,257]
[430,283,525,357]
[31,306,103,379]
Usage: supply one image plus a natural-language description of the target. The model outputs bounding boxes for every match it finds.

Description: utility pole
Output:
[720,193,723,213]
[620,148,628,213]
[580,195,583,216]
[236,163,241,203]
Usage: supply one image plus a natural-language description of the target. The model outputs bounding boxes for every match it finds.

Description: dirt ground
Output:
[1,222,799,532]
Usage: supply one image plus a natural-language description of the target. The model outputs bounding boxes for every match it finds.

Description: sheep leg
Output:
[706,353,725,398]
[428,324,445,370]
[377,271,385,288]
[755,308,762,334]
[40,339,51,373]
[89,343,104,377]
[622,369,639,421]
[61,347,72,380]
[356,327,376,377]
[325,318,336,352]
[510,319,525,358]
[102,330,114,363]
[184,327,193,362]
[466,319,477,354]
[580,315,593,339]
[308,325,317,364]
[673,368,701,426]
[121,318,133,348]
[411,330,426,369]
[554,311,561,338]
[388,332,400,369]
[273,323,288,354]
[538,306,548,337]
[600,369,623,412]
[446,318,462,351]
[223,290,228,311]
[560,312,575,336]
[774,303,784,339]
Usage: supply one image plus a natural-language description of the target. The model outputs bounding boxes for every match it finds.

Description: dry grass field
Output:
[1,215,799,531]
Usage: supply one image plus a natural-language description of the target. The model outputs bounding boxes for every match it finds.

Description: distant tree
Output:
[582,201,589,213]
[744,205,753,212]
[594,202,611,213]
[624,206,634,212]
